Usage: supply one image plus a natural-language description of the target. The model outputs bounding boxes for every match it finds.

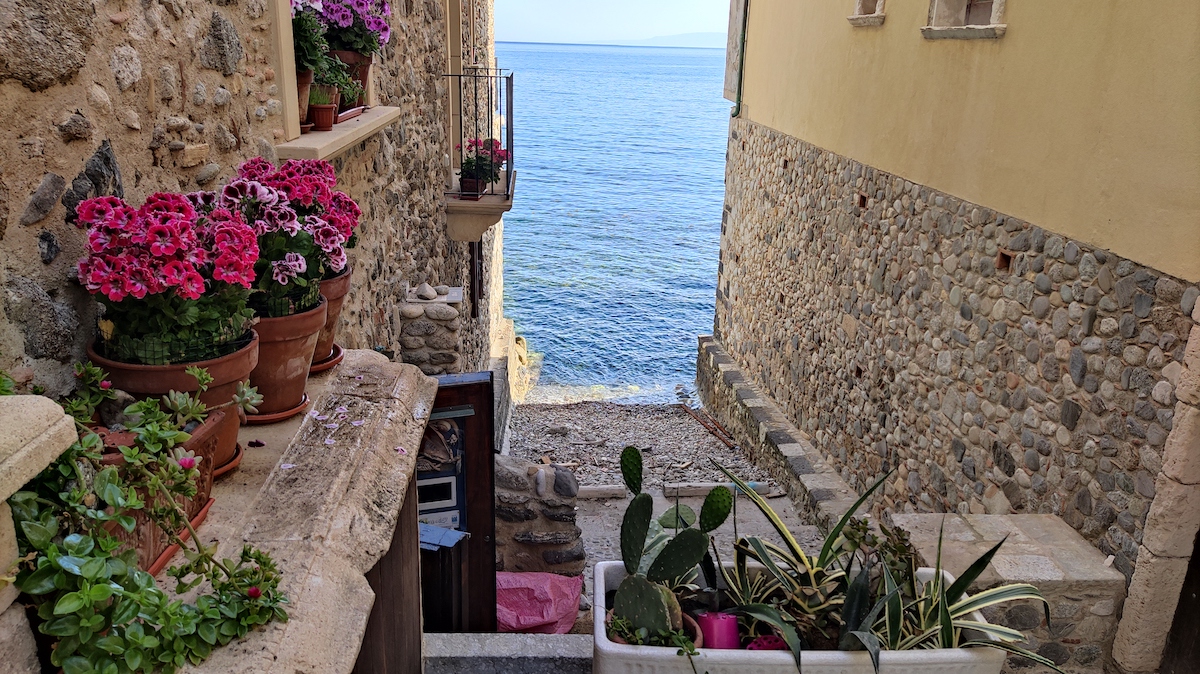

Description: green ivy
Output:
[7,376,282,673]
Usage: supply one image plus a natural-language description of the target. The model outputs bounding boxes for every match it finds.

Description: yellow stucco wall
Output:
[739,0,1200,282]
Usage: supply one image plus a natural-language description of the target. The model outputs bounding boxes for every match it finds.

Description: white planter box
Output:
[593,561,1006,674]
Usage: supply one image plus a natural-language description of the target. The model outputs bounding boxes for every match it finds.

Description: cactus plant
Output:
[699,485,732,533]
[613,575,672,636]
[658,504,696,530]
[647,528,709,583]
[621,492,653,574]
[620,445,643,495]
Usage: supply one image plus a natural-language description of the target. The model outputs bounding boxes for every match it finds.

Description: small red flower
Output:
[247,586,262,599]
[178,456,197,470]
[99,380,112,390]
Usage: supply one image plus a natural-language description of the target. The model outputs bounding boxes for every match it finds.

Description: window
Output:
[848,0,885,27]
[922,0,1006,39]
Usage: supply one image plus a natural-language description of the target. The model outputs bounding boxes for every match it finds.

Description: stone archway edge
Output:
[1113,309,1200,672]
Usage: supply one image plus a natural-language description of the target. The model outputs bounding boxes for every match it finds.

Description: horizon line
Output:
[496,39,725,51]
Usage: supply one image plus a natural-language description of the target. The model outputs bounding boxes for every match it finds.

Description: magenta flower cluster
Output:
[321,0,391,44]
[75,193,259,303]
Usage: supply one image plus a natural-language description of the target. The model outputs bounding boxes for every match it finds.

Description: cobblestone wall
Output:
[494,455,585,576]
[0,0,504,393]
[714,118,1200,582]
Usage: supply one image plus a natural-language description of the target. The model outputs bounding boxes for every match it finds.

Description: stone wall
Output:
[712,117,1200,584]
[494,455,585,576]
[396,285,464,375]
[0,0,506,395]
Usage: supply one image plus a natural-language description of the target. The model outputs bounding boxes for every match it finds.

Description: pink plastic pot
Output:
[697,612,741,649]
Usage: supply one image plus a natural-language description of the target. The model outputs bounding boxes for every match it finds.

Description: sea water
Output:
[497,42,729,403]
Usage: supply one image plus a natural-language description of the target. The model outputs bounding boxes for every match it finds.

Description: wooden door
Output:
[353,474,422,674]
[1162,530,1200,674]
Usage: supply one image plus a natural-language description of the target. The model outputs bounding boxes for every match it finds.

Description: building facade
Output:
[704,2,1200,672]
[0,0,511,396]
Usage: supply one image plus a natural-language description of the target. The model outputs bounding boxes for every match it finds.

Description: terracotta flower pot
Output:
[330,50,371,107]
[460,177,488,200]
[87,333,260,475]
[312,268,352,366]
[247,296,327,421]
[296,69,314,126]
[309,104,337,131]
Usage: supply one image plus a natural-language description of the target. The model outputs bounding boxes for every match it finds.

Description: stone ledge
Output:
[920,24,1006,40]
[847,13,885,27]
[0,395,77,500]
[178,350,437,673]
[424,633,593,674]
[696,336,860,531]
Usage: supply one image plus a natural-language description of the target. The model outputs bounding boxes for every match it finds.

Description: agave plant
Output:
[844,522,1066,672]
[714,461,892,665]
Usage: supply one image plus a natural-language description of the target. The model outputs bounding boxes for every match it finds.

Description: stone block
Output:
[1113,547,1191,672]
[0,604,39,673]
[1141,475,1200,558]
[424,633,592,674]
[1163,402,1200,485]
[0,503,18,613]
[0,395,76,501]
[178,143,209,168]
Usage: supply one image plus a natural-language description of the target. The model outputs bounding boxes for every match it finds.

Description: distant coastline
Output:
[497,39,725,51]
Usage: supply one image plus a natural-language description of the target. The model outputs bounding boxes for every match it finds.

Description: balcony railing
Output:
[446,68,514,202]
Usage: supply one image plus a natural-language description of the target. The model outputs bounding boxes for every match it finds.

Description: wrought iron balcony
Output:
[444,68,515,241]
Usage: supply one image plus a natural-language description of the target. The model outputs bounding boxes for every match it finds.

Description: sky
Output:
[494,0,729,45]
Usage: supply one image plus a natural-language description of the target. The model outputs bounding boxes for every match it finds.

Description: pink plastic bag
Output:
[496,571,583,634]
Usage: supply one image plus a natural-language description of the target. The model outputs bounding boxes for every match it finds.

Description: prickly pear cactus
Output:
[621,492,653,574]
[658,584,683,631]
[699,486,733,533]
[658,504,697,530]
[620,446,643,495]
[613,575,671,636]
[646,527,709,583]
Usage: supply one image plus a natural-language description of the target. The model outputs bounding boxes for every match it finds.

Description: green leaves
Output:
[54,591,88,615]
[619,446,643,495]
[21,518,58,551]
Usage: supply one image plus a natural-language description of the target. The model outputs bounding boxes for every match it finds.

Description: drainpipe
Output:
[731,0,750,118]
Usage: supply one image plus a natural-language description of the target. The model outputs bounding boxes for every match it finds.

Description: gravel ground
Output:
[508,402,772,489]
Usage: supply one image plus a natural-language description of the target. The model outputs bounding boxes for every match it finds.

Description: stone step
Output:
[424,633,593,674]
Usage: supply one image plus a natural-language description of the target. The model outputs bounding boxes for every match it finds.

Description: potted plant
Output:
[292,1,328,127]
[308,84,339,131]
[592,458,1065,674]
[210,159,359,421]
[458,138,508,199]
[7,394,286,673]
[319,0,392,108]
[77,192,260,477]
[310,189,360,372]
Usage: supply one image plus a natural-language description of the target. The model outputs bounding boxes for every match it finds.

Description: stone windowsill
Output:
[172,349,437,673]
[921,24,1007,40]
[847,13,885,27]
[275,106,402,161]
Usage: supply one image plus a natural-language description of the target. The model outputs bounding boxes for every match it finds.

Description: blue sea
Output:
[497,42,730,403]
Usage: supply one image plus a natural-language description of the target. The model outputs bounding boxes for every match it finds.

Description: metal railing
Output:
[445,68,514,201]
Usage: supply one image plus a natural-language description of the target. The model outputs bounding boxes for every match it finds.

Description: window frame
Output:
[848,0,886,27]
[922,0,1007,39]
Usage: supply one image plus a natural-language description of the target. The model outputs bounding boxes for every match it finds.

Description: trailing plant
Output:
[8,381,283,673]
[60,362,117,424]
[76,193,259,365]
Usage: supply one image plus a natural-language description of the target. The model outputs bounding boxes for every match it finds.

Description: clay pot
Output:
[309,104,337,131]
[296,69,314,126]
[606,610,704,649]
[329,50,371,107]
[313,268,352,365]
[459,177,487,200]
[87,333,259,474]
[247,296,327,420]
